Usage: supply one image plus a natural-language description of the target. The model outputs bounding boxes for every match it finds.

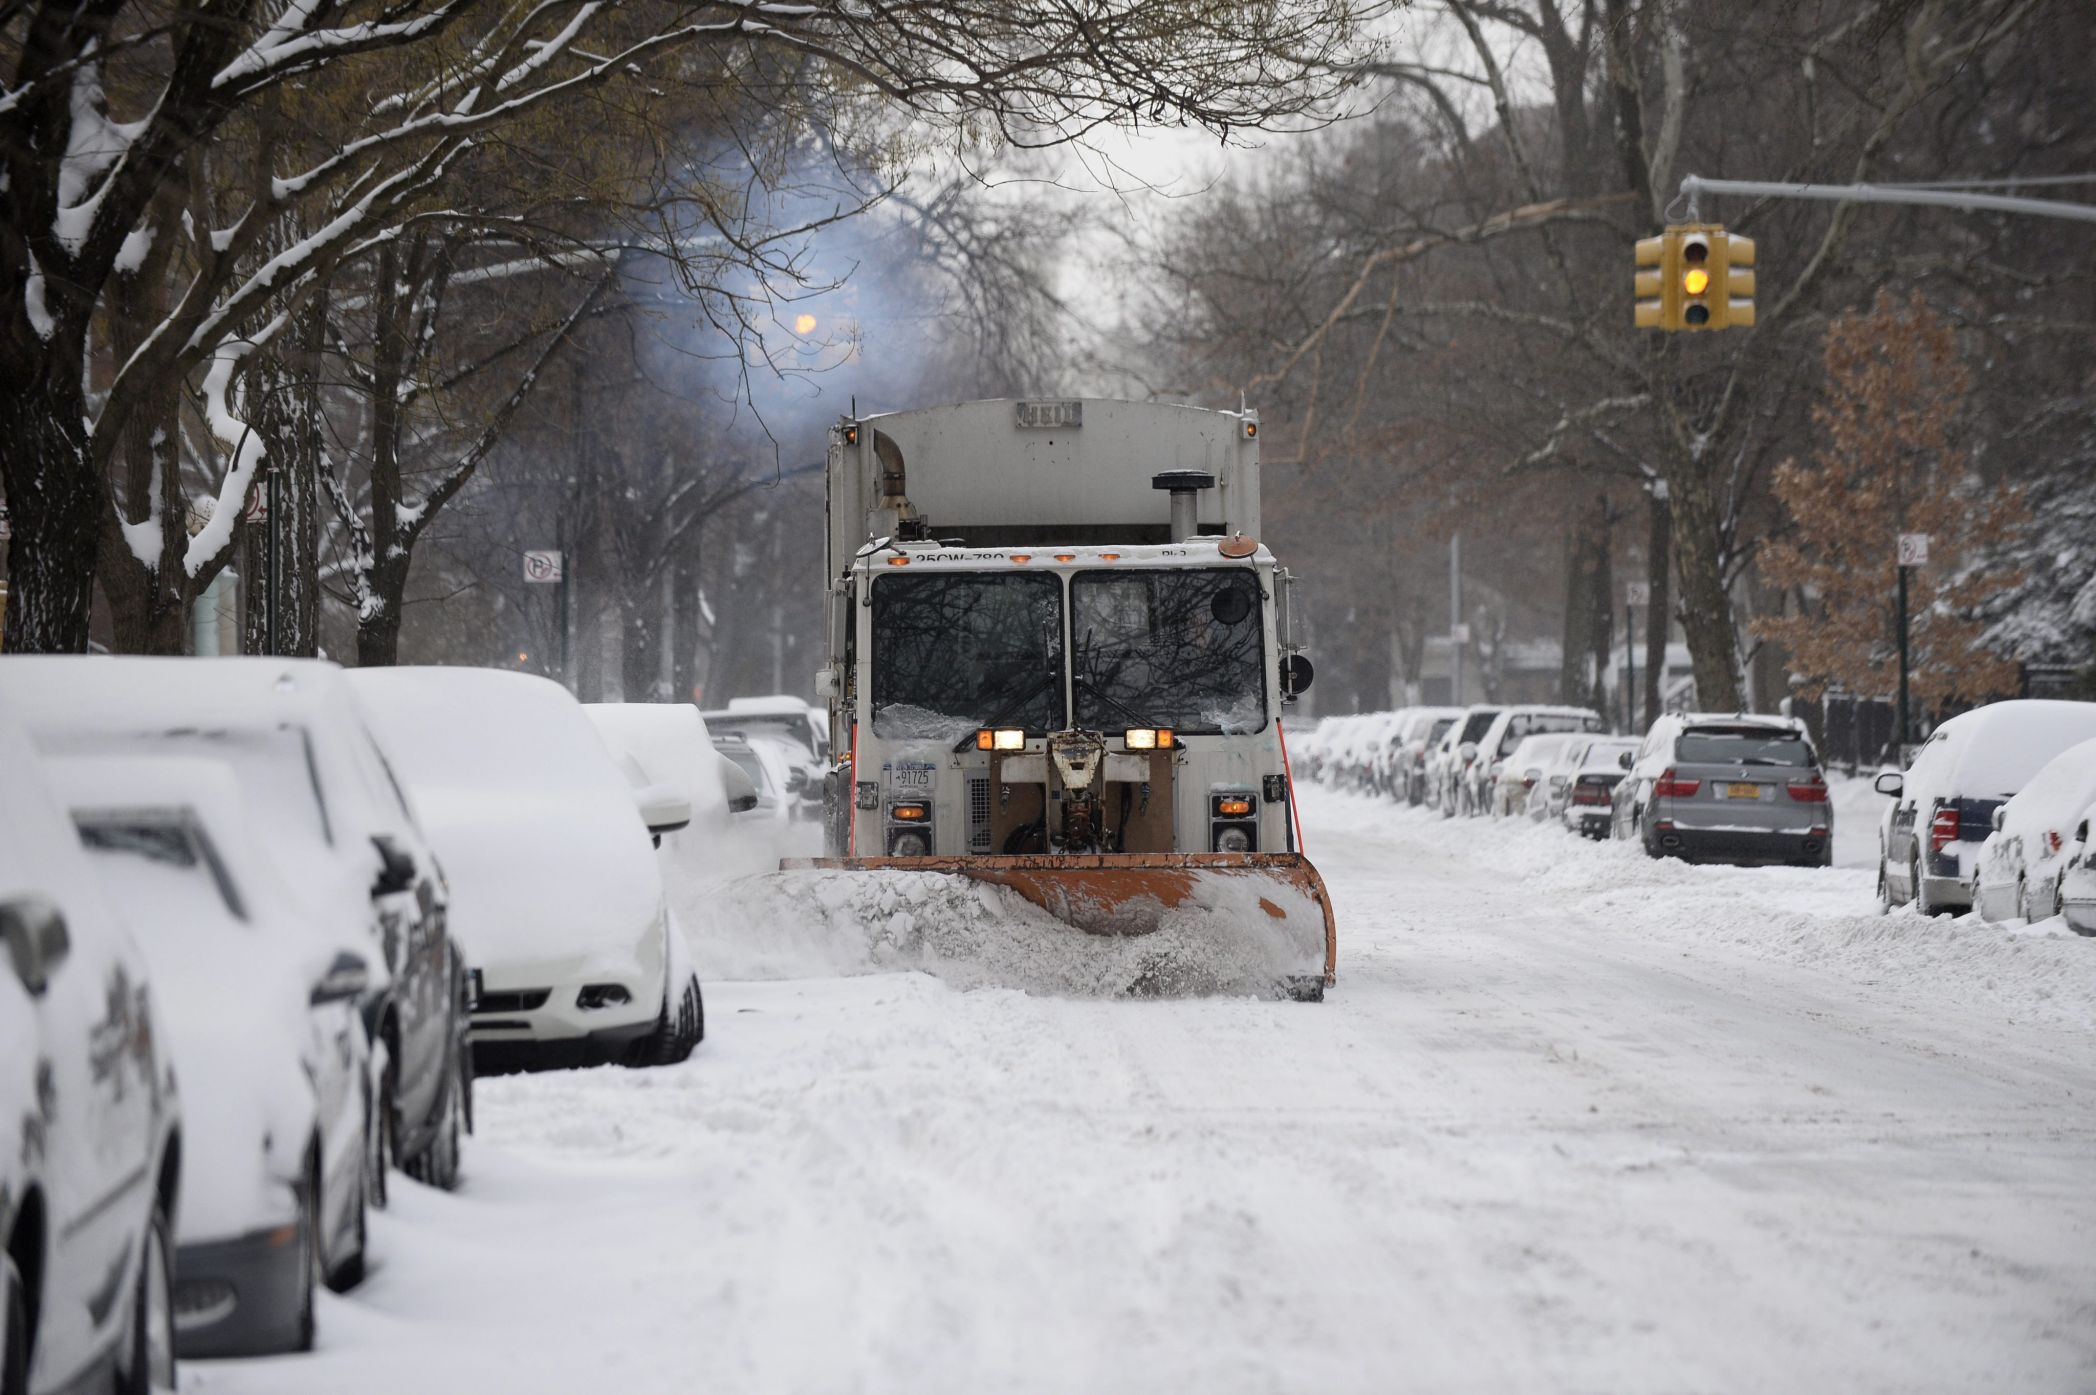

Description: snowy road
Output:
[192,789,2096,1394]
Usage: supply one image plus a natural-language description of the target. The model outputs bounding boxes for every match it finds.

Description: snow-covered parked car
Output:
[1394,707,1463,805]
[1971,737,2096,924]
[352,669,703,1073]
[703,696,826,820]
[1614,713,1831,867]
[713,731,793,823]
[1488,733,1574,818]
[54,756,374,1356]
[2,700,180,1395]
[1430,706,1501,815]
[1459,706,1605,818]
[0,657,470,1192]
[1534,735,1639,835]
[2058,797,2096,935]
[1874,699,2096,915]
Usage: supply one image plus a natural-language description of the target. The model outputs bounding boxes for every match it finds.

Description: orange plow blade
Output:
[780,852,1337,998]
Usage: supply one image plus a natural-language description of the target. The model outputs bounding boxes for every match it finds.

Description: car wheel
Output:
[4,1251,32,1395]
[326,1132,369,1294]
[294,1166,319,1352]
[647,975,706,1067]
[113,1201,175,1394]
[2015,874,2029,923]
[1875,859,1893,914]
[367,1066,393,1212]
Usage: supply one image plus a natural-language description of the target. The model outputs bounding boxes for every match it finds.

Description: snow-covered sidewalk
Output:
[187,787,2096,1395]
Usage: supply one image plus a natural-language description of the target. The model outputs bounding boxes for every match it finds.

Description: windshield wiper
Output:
[951,670,1063,751]
[1072,674,1152,731]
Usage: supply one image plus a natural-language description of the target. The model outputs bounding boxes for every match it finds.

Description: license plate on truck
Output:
[1726,782,1760,800]
[889,762,936,791]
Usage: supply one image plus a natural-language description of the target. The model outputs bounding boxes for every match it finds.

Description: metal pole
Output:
[558,516,572,689]
[1449,529,1463,705]
[1896,563,1911,755]
[1625,603,1636,734]
[1680,174,2096,225]
[264,466,280,656]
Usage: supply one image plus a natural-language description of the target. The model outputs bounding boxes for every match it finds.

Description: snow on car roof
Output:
[0,654,356,729]
[717,695,815,716]
[1932,699,2096,798]
[1996,737,2096,845]
[584,702,730,824]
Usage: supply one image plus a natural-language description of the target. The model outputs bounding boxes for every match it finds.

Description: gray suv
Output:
[1612,713,1832,867]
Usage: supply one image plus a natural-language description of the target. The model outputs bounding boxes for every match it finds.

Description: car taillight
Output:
[1930,804,1960,854]
[1653,768,1700,798]
[1786,775,1829,803]
[1522,776,1537,789]
[1572,783,1610,806]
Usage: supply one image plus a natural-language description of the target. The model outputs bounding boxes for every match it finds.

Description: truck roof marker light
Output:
[1243,421,1258,439]
[1053,553,1077,562]
[1009,553,1032,564]
[1218,534,1259,558]
[1099,552,1121,562]
[885,555,910,566]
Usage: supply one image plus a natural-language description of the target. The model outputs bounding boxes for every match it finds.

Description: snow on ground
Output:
[187,787,2096,1395]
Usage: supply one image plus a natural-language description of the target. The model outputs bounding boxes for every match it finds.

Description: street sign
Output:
[1626,581,1650,606]
[1451,622,1472,644]
[1897,533,1931,567]
[243,487,268,524]
[523,549,564,584]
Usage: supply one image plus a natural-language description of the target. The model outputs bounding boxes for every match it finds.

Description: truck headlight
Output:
[1124,728,1173,750]
[889,829,931,857]
[975,728,1026,751]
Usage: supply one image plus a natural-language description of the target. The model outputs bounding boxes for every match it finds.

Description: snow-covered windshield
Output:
[872,572,1066,736]
[1071,568,1266,735]
[1677,731,1813,766]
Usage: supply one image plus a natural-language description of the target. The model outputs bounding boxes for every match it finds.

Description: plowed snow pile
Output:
[681,866,1310,998]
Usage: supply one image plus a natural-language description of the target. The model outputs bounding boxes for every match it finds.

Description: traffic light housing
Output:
[1632,224,1756,331]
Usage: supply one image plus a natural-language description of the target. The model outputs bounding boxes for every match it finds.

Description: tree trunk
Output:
[671,534,702,705]
[0,400,100,653]
[1643,482,1671,728]
[1664,463,1742,711]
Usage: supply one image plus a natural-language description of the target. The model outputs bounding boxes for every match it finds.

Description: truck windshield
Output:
[872,572,1066,737]
[1070,568,1266,734]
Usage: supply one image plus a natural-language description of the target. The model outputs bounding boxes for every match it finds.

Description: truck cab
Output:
[815,399,1310,865]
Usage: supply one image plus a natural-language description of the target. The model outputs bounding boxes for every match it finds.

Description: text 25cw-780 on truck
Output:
[783,398,1336,1000]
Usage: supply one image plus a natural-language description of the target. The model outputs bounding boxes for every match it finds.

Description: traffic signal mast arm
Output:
[1676,173,2096,225]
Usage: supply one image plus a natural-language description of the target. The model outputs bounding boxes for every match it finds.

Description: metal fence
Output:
[1791,692,1899,775]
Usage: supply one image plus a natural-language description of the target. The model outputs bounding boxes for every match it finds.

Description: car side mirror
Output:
[718,754,760,814]
[371,835,418,898]
[1459,741,1478,760]
[310,950,370,1006]
[1873,771,1904,798]
[635,783,693,837]
[1991,806,2006,833]
[1,897,70,998]
[1280,653,1315,699]
[1618,751,1633,770]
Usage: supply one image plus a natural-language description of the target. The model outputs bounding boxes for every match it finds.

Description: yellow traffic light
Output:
[1635,224,1757,331]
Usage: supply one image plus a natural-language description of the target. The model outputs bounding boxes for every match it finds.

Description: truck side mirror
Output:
[1280,653,1314,698]
[1,897,71,997]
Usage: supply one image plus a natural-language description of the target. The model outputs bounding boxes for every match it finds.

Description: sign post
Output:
[525,548,567,686]
[1895,533,1930,751]
[1624,582,1650,733]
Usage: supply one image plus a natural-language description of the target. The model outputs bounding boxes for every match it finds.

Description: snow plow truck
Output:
[782,398,1336,1000]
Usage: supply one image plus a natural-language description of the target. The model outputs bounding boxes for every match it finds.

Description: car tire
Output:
[407,1065,465,1192]
[293,1165,319,1353]
[114,1201,175,1394]
[325,1138,368,1294]
[368,1065,393,1212]
[647,975,705,1067]
[4,1251,32,1395]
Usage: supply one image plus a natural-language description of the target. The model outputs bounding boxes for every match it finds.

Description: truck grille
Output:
[968,778,992,851]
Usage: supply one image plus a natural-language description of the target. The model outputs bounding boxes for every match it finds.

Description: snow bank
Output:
[1307,788,2096,1037]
